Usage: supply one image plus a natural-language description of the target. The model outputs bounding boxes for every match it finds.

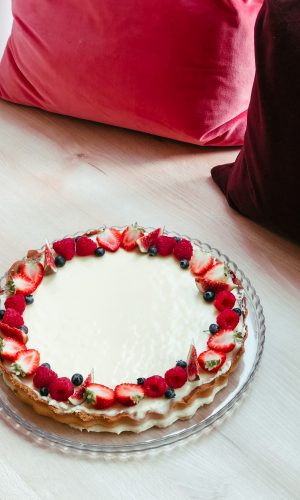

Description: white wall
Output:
[0,0,13,60]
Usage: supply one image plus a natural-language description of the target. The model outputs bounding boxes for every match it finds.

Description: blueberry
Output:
[137,377,145,385]
[94,247,105,257]
[55,255,66,267]
[176,360,187,369]
[165,388,176,399]
[180,259,189,269]
[39,387,49,397]
[19,325,28,334]
[25,294,34,305]
[71,373,83,386]
[173,236,181,243]
[148,246,158,256]
[0,310,5,320]
[203,290,215,302]
[41,362,51,369]
[209,323,219,334]
[233,307,242,316]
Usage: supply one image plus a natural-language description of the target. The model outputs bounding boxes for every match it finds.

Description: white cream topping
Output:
[4,243,246,429]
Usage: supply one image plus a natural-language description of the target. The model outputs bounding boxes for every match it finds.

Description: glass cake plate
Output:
[0,236,265,457]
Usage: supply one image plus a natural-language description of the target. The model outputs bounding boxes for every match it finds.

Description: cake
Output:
[0,224,247,433]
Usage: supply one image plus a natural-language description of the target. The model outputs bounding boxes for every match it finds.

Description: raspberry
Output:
[49,377,74,401]
[216,309,240,330]
[76,236,97,256]
[53,238,75,261]
[2,308,24,327]
[156,236,176,256]
[214,291,236,312]
[173,239,193,261]
[164,366,187,389]
[4,294,26,314]
[143,375,167,398]
[33,366,58,389]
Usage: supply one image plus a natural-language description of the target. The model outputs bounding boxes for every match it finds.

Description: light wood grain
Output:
[0,99,299,500]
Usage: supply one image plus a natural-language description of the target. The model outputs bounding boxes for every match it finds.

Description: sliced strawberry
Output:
[7,261,44,295]
[207,329,243,353]
[4,293,26,314]
[96,228,122,252]
[195,262,236,293]
[186,344,200,381]
[0,337,26,361]
[121,224,144,251]
[10,349,40,377]
[198,349,226,373]
[53,237,75,261]
[114,383,144,407]
[190,250,215,276]
[69,372,93,405]
[85,383,115,409]
[43,241,57,275]
[2,308,24,327]
[0,322,27,344]
[136,228,163,253]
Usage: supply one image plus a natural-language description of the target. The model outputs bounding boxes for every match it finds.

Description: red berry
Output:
[49,377,74,402]
[216,309,240,330]
[33,366,58,389]
[76,236,97,256]
[214,291,236,312]
[156,236,176,256]
[143,375,167,398]
[164,366,187,389]
[53,238,75,261]
[198,349,226,373]
[173,239,193,261]
[4,294,26,314]
[114,383,144,407]
[2,308,24,327]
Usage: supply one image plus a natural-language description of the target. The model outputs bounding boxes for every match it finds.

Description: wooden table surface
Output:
[0,99,299,500]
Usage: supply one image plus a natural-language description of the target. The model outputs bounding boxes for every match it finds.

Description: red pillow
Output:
[0,0,262,147]
[211,0,300,242]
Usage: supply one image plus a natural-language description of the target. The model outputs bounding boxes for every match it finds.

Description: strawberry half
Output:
[121,224,144,251]
[85,383,115,409]
[96,228,122,252]
[136,228,163,253]
[186,344,200,381]
[0,337,26,361]
[10,349,40,376]
[69,372,93,405]
[198,349,226,373]
[207,329,244,353]
[43,241,57,275]
[190,249,215,276]
[114,383,144,407]
[0,322,27,344]
[195,262,236,293]
[53,237,75,261]
[7,261,44,295]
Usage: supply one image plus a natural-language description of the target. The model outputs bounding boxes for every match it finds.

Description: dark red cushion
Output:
[0,0,262,147]
[211,0,300,242]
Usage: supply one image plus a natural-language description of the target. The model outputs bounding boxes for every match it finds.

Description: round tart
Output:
[0,225,247,433]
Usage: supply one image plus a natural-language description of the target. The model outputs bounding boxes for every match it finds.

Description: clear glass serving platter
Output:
[0,234,265,457]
